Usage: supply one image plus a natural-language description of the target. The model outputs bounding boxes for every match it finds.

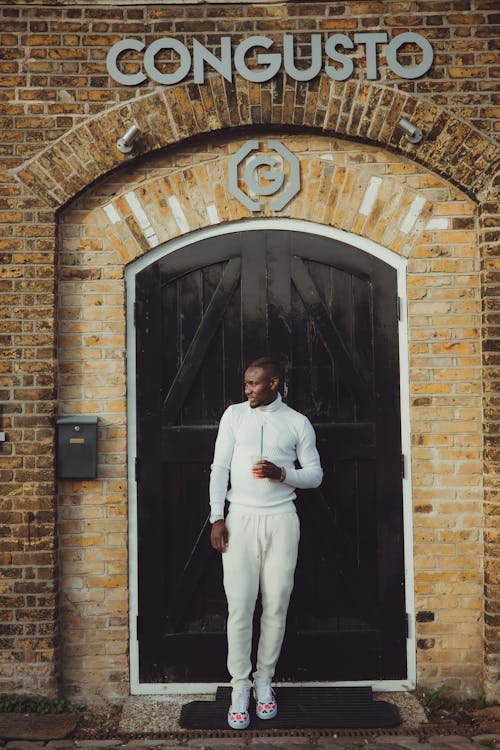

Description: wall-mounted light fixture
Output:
[398,117,423,144]
[116,123,141,154]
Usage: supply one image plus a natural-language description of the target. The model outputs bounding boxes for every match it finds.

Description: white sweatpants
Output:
[222,510,300,690]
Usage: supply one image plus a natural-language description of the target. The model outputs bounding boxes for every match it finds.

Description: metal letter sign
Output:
[228,140,300,212]
[107,34,434,86]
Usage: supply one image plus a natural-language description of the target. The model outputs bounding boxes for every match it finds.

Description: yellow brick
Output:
[439,607,482,623]
[87,575,127,589]
[85,548,127,562]
[107,562,127,575]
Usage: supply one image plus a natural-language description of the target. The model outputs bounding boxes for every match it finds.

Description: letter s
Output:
[325,34,354,81]
[106,39,147,86]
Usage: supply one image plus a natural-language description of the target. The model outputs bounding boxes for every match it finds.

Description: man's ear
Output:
[270,375,279,391]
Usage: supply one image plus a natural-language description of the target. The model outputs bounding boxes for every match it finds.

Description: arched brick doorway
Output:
[11,72,496,698]
[53,130,488,699]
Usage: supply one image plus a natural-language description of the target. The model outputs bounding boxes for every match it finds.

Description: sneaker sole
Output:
[253,688,278,720]
[256,706,277,720]
[227,715,250,729]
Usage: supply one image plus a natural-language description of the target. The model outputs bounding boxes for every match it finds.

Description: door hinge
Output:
[135,456,141,483]
[136,615,141,641]
[401,453,406,479]
[397,296,402,321]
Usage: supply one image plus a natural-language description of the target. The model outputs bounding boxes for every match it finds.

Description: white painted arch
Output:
[125,217,416,695]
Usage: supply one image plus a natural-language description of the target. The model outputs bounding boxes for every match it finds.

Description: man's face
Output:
[244,367,278,409]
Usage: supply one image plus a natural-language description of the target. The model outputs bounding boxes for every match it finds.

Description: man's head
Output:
[244,357,281,409]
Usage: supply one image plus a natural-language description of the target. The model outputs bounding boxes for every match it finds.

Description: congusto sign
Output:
[106,32,434,86]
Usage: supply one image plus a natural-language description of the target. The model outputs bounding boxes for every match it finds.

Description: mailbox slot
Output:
[56,416,98,479]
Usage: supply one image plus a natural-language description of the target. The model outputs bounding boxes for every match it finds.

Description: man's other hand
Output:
[251,460,281,480]
[211,519,228,553]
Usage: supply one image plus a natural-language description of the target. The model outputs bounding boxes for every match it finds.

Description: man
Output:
[210,357,323,729]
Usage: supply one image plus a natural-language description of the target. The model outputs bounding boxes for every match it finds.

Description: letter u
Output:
[283,34,323,82]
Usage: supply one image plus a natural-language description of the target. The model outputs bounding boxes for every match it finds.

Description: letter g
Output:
[106,39,147,86]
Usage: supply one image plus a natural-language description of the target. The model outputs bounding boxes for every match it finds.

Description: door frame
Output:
[125,218,416,695]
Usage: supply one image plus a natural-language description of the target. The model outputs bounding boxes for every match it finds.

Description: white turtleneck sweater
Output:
[209,393,323,522]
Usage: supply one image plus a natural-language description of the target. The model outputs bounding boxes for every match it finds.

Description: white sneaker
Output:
[253,678,278,720]
[227,687,250,729]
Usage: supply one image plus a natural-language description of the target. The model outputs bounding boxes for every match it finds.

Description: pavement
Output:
[0,733,499,750]
[1,693,498,750]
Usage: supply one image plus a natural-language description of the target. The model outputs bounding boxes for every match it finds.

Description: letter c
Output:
[106,39,147,86]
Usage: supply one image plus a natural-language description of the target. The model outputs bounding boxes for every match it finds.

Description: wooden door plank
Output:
[162,425,218,462]
[331,266,356,421]
[267,231,292,390]
[136,263,169,655]
[176,269,205,424]
[291,256,371,407]
[314,422,375,459]
[202,263,228,422]
[164,516,213,633]
[158,234,240,283]
[241,235,267,360]
[162,257,241,425]
[298,487,375,617]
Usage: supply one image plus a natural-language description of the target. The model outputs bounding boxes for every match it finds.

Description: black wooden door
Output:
[135,229,406,683]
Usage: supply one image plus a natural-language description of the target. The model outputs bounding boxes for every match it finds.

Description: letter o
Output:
[144,38,192,85]
[386,32,433,79]
[106,39,147,86]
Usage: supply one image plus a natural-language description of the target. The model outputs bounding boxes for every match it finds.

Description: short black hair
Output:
[247,357,281,380]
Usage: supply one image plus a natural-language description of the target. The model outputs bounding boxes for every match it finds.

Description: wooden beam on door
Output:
[291,256,371,409]
[162,257,241,425]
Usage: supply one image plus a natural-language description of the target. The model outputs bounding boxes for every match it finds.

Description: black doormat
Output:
[179,686,401,730]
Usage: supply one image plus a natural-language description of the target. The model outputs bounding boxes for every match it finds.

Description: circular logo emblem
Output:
[228,140,301,212]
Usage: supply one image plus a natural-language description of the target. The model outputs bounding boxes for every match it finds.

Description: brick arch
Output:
[14,75,499,208]
[96,146,440,265]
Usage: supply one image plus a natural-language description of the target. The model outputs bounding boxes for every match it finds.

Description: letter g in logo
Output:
[228,140,300,212]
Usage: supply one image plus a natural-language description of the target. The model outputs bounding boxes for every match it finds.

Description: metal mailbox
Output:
[56,416,98,479]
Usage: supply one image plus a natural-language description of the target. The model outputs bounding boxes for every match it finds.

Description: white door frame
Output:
[125,218,416,695]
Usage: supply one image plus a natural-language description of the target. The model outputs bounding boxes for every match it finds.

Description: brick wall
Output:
[0,2,499,141]
[480,192,500,699]
[0,1,498,701]
[55,136,483,698]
